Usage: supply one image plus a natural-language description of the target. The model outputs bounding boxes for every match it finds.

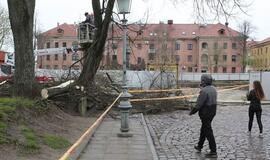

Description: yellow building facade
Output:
[250,37,270,71]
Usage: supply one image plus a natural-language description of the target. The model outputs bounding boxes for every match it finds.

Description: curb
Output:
[189,100,270,105]
[140,113,159,160]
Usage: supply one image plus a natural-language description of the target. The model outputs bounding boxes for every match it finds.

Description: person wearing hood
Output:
[189,74,217,158]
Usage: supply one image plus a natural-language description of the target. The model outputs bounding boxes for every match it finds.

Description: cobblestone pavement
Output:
[146,105,270,160]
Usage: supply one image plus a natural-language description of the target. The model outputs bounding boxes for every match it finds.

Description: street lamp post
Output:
[116,0,133,137]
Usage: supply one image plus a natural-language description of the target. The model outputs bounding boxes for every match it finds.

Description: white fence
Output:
[249,72,270,100]
[180,73,250,81]
[35,69,269,100]
[36,69,251,89]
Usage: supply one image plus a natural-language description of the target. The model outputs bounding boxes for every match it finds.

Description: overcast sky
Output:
[0,0,269,40]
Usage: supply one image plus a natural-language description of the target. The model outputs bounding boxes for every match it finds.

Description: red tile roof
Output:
[247,40,258,48]
[42,23,77,37]
[110,23,240,39]
[42,22,240,39]
[249,37,270,48]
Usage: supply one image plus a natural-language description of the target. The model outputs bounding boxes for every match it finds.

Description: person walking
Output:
[247,80,265,137]
[189,74,217,158]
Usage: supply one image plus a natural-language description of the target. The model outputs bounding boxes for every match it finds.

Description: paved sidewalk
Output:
[79,115,155,160]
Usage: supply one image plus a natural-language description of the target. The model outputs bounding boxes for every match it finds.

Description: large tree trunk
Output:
[78,0,115,87]
[7,0,35,97]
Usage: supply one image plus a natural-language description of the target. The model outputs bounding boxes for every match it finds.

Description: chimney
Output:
[57,22,60,27]
[168,20,173,25]
[225,22,229,26]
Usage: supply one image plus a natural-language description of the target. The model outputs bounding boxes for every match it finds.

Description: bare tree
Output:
[0,6,12,50]
[191,0,250,22]
[7,0,35,97]
[238,20,256,72]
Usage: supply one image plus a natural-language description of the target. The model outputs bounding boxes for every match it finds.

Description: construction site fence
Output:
[36,69,251,89]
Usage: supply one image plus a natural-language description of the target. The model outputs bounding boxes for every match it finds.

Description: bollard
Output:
[79,96,87,117]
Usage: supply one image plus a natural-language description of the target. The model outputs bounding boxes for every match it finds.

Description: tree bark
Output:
[77,0,115,87]
[7,0,35,97]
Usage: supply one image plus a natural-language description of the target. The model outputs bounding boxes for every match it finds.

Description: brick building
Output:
[37,23,83,70]
[103,21,244,73]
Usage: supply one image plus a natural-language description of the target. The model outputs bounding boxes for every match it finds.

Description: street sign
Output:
[4,52,15,66]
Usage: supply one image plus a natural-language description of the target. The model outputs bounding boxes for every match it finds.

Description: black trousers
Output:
[249,109,263,133]
[198,115,216,152]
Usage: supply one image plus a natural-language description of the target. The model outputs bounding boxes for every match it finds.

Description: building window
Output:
[266,47,268,53]
[62,42,67,47]
[112,55,117,61]
[175,55,180,63]
[63,54,67,61]
[218,29,225,35]
[112,43,118,49]
[188,67,193,72]
[214,66,218,73]
[223,43,227,49]
[137,43,142,49]
[46,55,50,61]
[149,43,155,49]
[46,42,50,48]
[232,43,237,49]
[202,42,208,49]
[232,67,236,73]
[232,55,237,62]
[223,67,227,73]
[187,44,193,50]
[188,55,193,62]
[214,42,218,49]
[137,57,142,64]
[55,42,59,48]
[46,65,50,69]
[72,53,79,61]
[201,54,208,65]
[223,55,227,61]
[175,42,180,50]
[213,55,219,63]
[162,43,167,49]
[54,65,58,69]
[62,65,68,70]
[148,53,155,60]
[55,54,58,61]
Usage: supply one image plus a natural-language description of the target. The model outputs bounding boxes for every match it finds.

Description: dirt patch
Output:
[0,102,97,160]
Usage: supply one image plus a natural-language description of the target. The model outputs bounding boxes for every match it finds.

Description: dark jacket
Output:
[247,89,262,111]
[83,14,94,24]
[190,74,217,118]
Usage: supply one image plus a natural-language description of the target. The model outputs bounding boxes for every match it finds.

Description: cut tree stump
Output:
[41,80,75,99]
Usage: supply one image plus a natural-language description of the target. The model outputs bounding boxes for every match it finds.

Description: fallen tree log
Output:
[41,80,85,99]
